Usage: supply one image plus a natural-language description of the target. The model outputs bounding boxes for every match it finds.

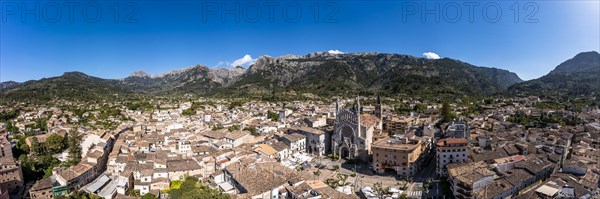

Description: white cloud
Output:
[231,55,256,67]
[423,52,441,59]
[214,61,231,68]
[327,50,344,55]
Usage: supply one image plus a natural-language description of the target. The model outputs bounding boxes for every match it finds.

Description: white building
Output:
[288,126,329,156]
[279,133,306,155]
[436,138,469,177]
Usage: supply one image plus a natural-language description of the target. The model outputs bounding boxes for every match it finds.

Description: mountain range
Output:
[222,52,522,97]
[1,51,598,102]
[509,51,600,97]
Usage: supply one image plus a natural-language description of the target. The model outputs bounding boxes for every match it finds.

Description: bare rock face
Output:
[119,65,245,93]
[0,81,20,90]
[208,67,245,85]
[232,52,523,96]
[129,70,150,78]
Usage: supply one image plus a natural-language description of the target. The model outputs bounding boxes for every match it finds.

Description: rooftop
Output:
[372,136,423,151]
[360,114,380,127]
[255,144,278,156]
[224,130,249,140]
[436,138,468,147]
[447,161,494,185]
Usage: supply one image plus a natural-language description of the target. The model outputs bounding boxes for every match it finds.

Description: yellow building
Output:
[371,136,430,176]
[384,117,416,134]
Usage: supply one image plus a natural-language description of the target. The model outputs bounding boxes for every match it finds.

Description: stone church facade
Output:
[332,96,382,162]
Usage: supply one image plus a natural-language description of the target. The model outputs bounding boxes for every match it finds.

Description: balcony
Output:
[456,188,472,197]
[456,181,471,190]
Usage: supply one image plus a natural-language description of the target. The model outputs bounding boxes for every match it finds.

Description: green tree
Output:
[484,98,494,104]
[30,137,41,156]
[18,155,36,180]
[0,110,18,121]
[228,101,243,110]
[212,124,224,131]
[141,193,158,199]
[168,176,229,199]
[12,135,30,156]
[267,111,279,121]
[441,101,455,123]
[5,121,18,133]
[190,102,205,110]
[67,130,82,165]
[127,102,154,111]
[227,125,241,132]
[243,127,258,136]
[395,103,411,114]
[413,103,427,113]
[45,133,66,154]
[182,108,196,116]
[57,190,103,199]
[127,189,140,197]
[170,180,183,189]
[35,118,48,131]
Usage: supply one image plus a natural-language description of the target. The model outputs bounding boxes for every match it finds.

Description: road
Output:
[307,138,441,198]
[314,158,409,190]
[406,182,423,198]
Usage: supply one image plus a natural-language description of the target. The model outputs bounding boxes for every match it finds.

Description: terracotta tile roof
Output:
[224,131,249,140]
[225,160,309,196]
[436,138,468,147]
[166,159,202,172]
[255,144,278,156]
[360,114,380,127]
[30,178,53,191]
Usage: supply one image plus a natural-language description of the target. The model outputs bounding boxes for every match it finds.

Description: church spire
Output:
[375,94,382,119]
[357,96,361,138]
[356,96,361,114]
[335,97,339,115]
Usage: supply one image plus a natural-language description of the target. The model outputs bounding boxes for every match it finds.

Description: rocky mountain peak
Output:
[130,70,150,78]
[0,81,20,90]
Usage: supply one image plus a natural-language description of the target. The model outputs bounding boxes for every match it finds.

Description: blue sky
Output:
[1,0,599,82]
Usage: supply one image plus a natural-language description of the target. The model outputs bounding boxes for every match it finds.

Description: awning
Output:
[218,182,235,192]
[85,175,111,193]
